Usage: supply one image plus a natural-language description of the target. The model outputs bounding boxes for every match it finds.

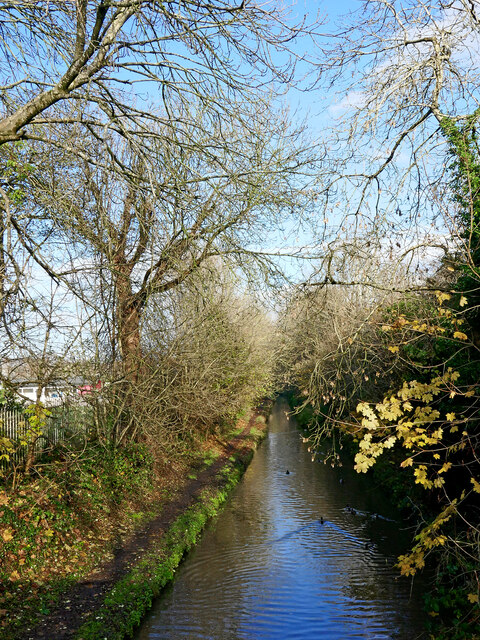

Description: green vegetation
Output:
[0,409,268,639]
[2,2,480,639]
[280,312,479,636]
[278,290,480,638]
[74,424,266,640]
[0,442,155,637]
[201,449,220,468]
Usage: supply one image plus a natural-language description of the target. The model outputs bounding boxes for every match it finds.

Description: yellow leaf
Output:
[354,452,373,473]
[446,413,456,421]
[9,570,20,582]
[435,291,451,304]
[465,389,475,398]
[1,528,13,543]
[381,325,392,332]
[414,465,433,488]
[467,593,479,604]
[459,295,468,307]
[453,331,468,340]
[470,478,480,494]
[400,457,413,468]
[384,435,396,448]
[388,345,400,353]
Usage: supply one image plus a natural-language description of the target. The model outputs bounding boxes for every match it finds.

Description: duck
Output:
[285,470,290,475]
[319,516,325,524]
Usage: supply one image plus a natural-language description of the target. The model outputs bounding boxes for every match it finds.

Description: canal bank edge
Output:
[71,406,270,640]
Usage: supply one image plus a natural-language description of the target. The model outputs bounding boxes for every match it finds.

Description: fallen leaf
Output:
[1,529,13,543]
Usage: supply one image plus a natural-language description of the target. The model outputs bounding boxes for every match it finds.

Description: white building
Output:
[1,359,86,407]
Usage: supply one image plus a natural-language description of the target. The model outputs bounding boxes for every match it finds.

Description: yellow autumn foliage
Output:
[470,477,480,493]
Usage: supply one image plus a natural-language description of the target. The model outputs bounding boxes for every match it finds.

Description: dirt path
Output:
[18,410,267,640]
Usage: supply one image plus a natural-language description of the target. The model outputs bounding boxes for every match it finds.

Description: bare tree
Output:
[311,0,480,289]
[11,103,314,442]
[136,262,274,445]
[275,242,413,425]
[0,0,323,323]
[0,1,322,146]
[43,107,313,374]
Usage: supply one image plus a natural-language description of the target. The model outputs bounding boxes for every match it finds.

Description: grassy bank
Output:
[0,408,269,640]
[75,452,255,639]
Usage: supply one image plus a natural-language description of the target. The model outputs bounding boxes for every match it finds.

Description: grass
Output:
[200,448,220,468]
[248,426,263,439]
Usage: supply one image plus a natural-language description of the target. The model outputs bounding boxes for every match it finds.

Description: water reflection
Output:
[135,398,426,639]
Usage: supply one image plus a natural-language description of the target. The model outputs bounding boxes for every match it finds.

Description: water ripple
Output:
[136,399,426,640]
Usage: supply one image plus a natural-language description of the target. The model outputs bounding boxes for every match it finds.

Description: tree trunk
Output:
[117,296,142,385]
[112,258,145,444]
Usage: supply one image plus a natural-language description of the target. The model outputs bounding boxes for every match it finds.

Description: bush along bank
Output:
[284,389,426,516]
[1,407,270,640]
[285,387,479,640]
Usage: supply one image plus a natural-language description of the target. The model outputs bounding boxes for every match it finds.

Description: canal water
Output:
[135,398,427,639]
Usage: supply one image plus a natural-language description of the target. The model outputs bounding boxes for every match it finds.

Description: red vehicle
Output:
[77,380,102,396]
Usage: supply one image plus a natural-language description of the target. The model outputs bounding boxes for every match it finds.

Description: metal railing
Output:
[0,404,93,470]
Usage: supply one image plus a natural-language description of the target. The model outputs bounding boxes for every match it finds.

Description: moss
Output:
[201,448,220,468]
[248,426,262,438]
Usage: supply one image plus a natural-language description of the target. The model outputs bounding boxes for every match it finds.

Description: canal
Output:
[135,397,427,639]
